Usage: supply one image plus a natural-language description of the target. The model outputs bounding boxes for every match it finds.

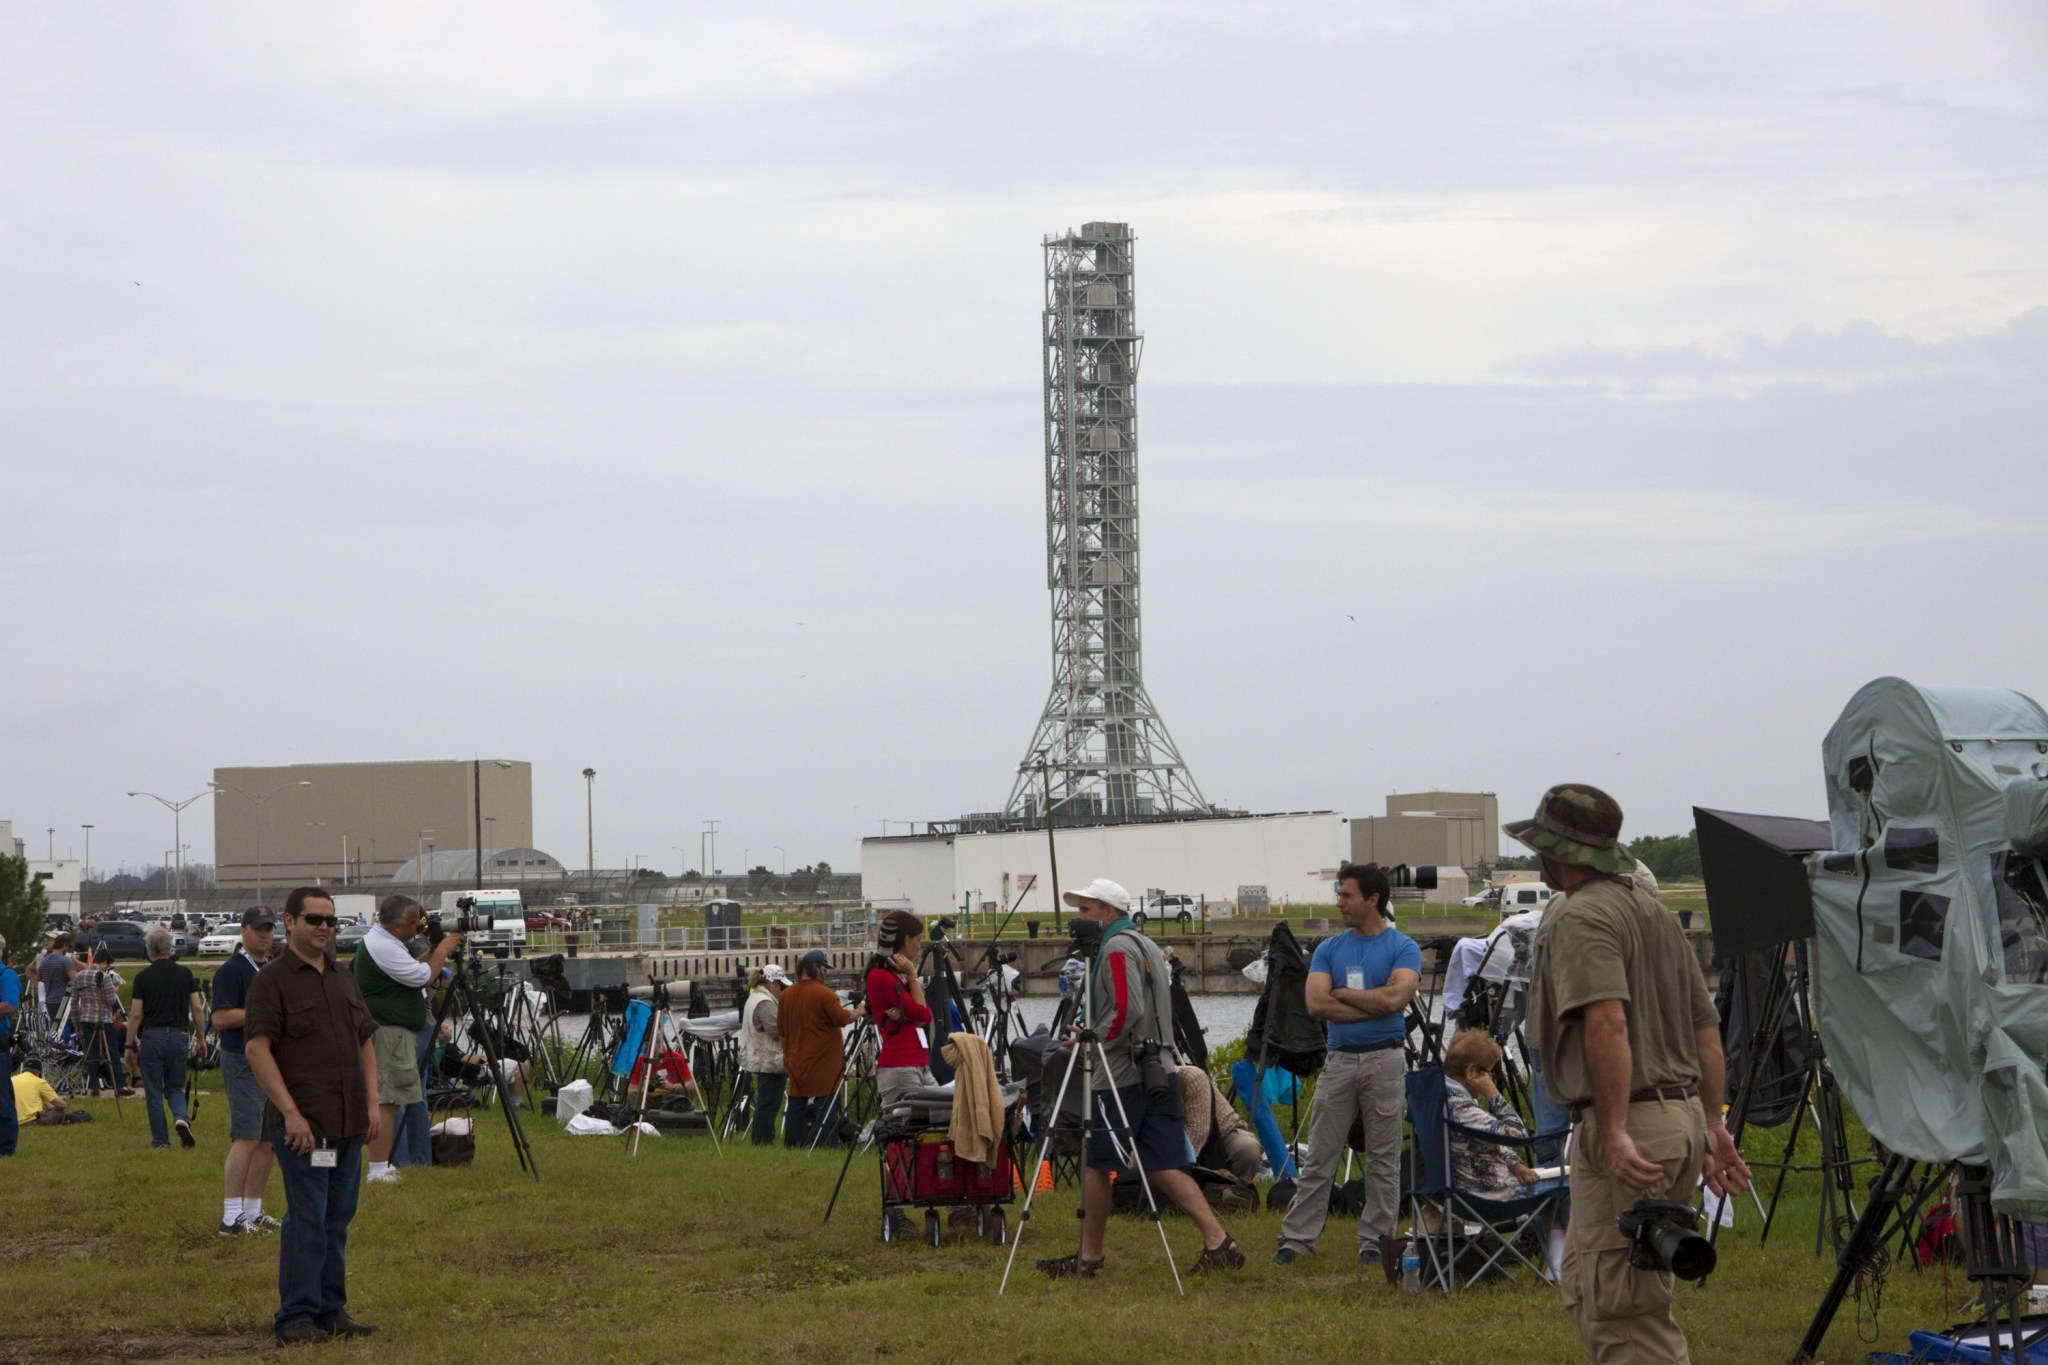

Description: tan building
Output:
[211,760,533,894]
[1349,790,1500,872]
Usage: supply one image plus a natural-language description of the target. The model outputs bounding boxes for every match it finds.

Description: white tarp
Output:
[1810,677,2048,1220]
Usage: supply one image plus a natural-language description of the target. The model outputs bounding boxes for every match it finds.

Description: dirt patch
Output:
[0,1231,112,1262]
[0,1329,265,1362]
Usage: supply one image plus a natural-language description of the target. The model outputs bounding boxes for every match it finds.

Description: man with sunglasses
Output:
[210,906,283,1236]
[244,888,381,1347]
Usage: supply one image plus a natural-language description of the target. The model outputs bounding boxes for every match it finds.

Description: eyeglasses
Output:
[299,913,338,927]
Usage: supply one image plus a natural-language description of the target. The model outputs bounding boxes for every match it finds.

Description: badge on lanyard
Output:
[1346,965,1366,991]
[310,1142,337,1169]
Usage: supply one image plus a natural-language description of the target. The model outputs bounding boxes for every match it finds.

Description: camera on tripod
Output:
[1616,1197,1716,1281]
[1385,864,1441,891]
[928,916,955,942]
[423,895,486,944]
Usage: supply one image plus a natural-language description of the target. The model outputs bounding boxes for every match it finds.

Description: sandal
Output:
[1035,1253,1105,1279]
[1188,1235,1246,1274]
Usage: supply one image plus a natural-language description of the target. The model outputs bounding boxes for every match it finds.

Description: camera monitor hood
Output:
[1809,677,2048,1220]
[1694,807,1832,958]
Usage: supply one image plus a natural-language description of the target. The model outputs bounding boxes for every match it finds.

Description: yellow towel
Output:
[941,1033,1003,1167]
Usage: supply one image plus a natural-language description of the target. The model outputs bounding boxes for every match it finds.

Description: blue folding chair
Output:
[1404,1064,1571,1291]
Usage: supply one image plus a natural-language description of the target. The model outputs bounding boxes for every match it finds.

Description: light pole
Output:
[774,846,785,875]
[82,825,92,883]
[473,758,513,887]
[209,778,311,907]
[417,830,436,901]
[128,788,214,909]
[47,828,54,860]
[582,769,597,896]
[302,821,328,886]
[702,820,719,880]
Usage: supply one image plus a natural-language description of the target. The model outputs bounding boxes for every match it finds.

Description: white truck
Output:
[439,888,528,957]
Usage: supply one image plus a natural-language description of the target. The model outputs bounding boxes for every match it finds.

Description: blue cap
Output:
[800,949,829,967]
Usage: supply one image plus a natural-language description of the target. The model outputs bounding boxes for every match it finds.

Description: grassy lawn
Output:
[0,1083,1960,1364]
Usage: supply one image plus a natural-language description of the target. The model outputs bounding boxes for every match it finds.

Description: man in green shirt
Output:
[353,895,463,1185]
[1512,784,1751,1364]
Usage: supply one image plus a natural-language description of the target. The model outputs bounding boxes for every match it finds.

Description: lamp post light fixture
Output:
[209,778,311,907]
[128,788,216,909]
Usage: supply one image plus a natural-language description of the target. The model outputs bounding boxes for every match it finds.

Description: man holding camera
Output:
[1274,862,1421,1273]
[353,894,463,1186]
[244,887,381,1347]
[1036,879,1244,1279]
[1510,784,1751,1364]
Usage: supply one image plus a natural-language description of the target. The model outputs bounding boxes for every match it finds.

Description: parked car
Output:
[1461,887,1502,908]
[1498,883,1554,916]
[1133,894,1196,929]
[198,926,243,955]
[79,921,150,960]
[334,922,371,955]
[524,914,571,932]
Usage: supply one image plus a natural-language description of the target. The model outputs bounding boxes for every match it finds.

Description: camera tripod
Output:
[998,950,1186,1297]
[811,1013,878,1155]
[614,983,725,1158]
[429,954,539,1181]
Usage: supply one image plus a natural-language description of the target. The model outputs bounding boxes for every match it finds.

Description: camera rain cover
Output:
[1812,678,2048,1220]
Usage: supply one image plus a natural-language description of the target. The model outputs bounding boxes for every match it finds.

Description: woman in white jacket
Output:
[739,964,791,1145]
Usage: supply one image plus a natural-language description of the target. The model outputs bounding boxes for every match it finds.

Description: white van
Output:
[1498,883,1554,916]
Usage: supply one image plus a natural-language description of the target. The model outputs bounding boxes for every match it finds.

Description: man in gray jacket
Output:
[1035,878,1245,1280]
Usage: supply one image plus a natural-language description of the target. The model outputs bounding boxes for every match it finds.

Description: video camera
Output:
[928,916,955,942]
[1617,1198,1716,1281]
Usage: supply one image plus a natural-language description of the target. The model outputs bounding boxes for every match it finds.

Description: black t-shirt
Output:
[132,960,199,1030]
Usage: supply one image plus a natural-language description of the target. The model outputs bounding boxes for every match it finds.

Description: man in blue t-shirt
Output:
[209,907,280,1235]
[1274,864,1422,1274]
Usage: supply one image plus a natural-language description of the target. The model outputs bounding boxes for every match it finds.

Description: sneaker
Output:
[1188,1235,1246,1275]
[117,1088,140,1098]
[1272,1245,1313,1266]
[245,1213,283,1233]
[1358,1240,1381,1268]
[215,1220,245,1238]
[174,1118,195,1149]
[365,1167,401,1185]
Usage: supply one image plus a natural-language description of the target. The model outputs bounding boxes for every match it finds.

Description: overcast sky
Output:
[4,2,2043,880]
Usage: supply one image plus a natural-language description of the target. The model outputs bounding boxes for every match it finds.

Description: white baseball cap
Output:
[760,963,791,985]
[1061,878,1131,912]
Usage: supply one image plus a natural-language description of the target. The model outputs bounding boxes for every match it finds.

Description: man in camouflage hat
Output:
[1510,784,1750,1364]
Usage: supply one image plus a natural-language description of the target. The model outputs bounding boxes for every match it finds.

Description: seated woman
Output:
[1176,1064,1263,1186]
[1442,1030,1544,1201]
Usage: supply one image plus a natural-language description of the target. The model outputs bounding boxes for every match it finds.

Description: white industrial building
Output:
[861,812,1348,922]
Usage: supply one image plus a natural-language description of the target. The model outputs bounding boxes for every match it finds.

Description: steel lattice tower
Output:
[1005,222,1209,822]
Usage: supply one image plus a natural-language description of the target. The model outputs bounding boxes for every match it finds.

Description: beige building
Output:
[211,760,533,893]
[1349,790,1500,872]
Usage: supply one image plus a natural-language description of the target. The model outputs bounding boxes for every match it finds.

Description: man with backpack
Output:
[1035,878,1245,1279]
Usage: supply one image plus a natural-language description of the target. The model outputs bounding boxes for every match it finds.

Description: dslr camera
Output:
[423,896,485,945]
[1131,1037,1172,1100]
[1616,1198,1716,1281]
[1384,864,1440,891]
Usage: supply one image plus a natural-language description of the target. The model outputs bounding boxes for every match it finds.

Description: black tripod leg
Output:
[1789,1153,1917,1364]
[450,971,540,1181]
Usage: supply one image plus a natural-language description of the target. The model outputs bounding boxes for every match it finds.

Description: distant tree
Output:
[1629,831,1701,882]
[0,853,51,967]
[1493,855,1539,871]
[813,861,832,877]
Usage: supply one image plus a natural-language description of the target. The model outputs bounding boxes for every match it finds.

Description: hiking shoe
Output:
[365,1167,401,1185]
[216,1220,245,1238]
[1189,1236,1245,1274]
[276,1320,327,1347]
[245,1214,282,1233]
[1035,1253,1104,1279]
[1358,1240,1381,1269]
[175,1118,195,1149]
[323,1315,378,1339]
[1272,1245,1313,1266]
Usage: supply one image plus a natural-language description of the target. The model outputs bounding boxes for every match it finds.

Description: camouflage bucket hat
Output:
[1503,783,1631,875]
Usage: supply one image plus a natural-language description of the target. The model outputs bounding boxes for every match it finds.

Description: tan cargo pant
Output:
[1562,1097,1708,1364]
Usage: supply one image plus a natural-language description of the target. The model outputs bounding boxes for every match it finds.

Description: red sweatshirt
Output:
[865,964,932,1068]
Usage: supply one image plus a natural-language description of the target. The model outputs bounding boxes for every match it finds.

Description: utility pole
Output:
[82,825,92,883]
[582,769,597,896]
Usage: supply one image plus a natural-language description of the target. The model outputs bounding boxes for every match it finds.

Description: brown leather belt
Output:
[1569,1083,1698,1124]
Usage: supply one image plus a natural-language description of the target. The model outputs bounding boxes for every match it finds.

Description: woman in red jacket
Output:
[866,911,934,1113]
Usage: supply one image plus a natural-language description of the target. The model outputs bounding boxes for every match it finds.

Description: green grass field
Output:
[0,1078,1963,1364]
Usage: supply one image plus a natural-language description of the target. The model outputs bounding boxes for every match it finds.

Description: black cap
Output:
[240,906,277,928]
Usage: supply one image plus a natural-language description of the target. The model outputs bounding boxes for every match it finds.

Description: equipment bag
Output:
[432,1093,477,1167]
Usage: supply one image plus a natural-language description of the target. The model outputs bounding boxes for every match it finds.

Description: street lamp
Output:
[82,825,93,884]
[128,788,215,909]
[582,769,597,894]
[417,829,436,900]
[702,819,719,880]
[209,779,311,907]
[774,846,785,875]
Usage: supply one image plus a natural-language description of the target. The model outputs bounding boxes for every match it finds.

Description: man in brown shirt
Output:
[1510,785,1751,1364]
[777,950,863,1147]
[244,887,380,1347]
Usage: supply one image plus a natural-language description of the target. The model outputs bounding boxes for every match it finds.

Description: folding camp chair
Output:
[1403,1065,1570,1291]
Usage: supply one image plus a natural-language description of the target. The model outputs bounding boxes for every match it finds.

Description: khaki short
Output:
[372,1024,424,1107]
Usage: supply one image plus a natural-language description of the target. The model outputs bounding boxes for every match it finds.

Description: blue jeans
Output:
[138,1028,191,1147]
[0,1038,16,1157]
[747,1072,786,1146]
[271,1132,364,1333]
[78,1022,125,1093]
[393,1102,431,1167]
[783,1092,839,1148]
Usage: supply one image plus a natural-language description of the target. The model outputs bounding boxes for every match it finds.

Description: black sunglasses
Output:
[298,913,339,927]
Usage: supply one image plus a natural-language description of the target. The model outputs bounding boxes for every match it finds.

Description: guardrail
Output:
[525,921,874,954]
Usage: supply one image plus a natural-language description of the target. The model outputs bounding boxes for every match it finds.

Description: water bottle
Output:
[1401,1242,1421,1294]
